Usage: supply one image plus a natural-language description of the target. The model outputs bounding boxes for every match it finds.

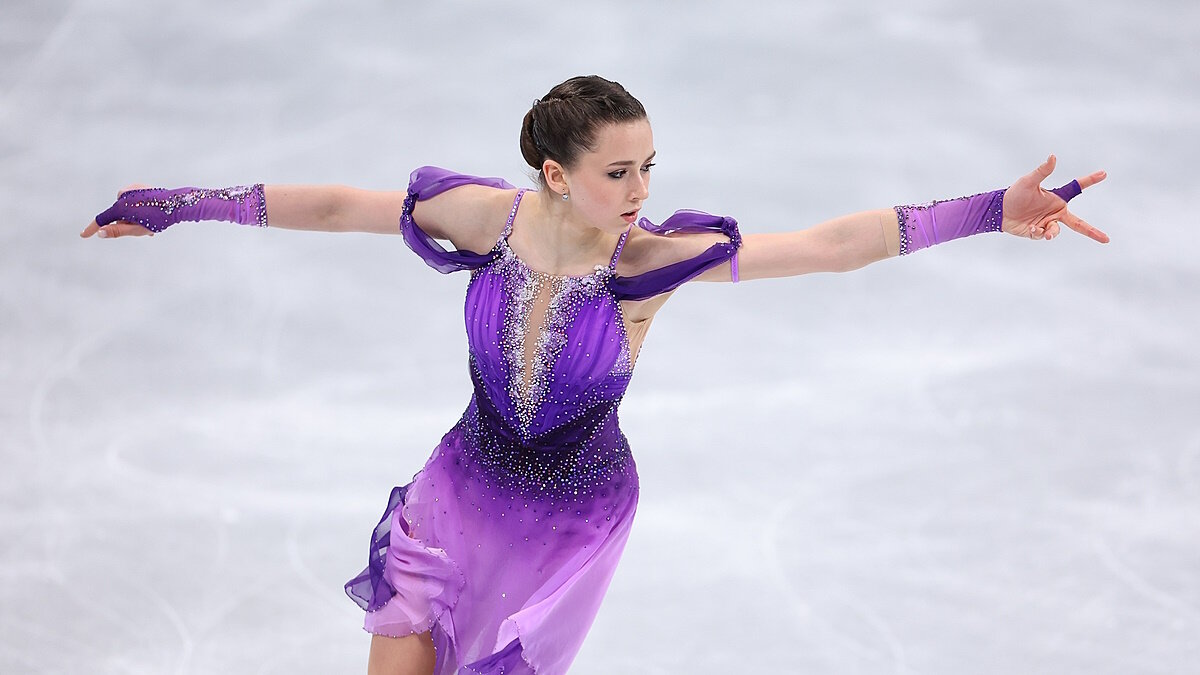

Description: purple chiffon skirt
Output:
[346,409,639,675]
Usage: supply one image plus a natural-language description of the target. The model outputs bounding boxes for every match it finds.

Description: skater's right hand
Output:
[80,183,155,239]
[1001,155,1109,243]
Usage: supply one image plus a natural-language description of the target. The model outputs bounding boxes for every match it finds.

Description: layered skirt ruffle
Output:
[345,423,638,675]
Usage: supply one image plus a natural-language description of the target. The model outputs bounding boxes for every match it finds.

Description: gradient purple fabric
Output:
[895,179,1083,255]
[611,210,743,300]
[344,166,741,674]
[895,189,1006,255]
[95,185,267,232]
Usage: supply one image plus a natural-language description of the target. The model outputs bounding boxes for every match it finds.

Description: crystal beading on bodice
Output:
[492,237,632,435]
[384,166,741,506]
[457,189,637,503]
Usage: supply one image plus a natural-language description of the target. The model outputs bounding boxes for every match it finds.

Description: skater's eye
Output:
[609,163,654,180]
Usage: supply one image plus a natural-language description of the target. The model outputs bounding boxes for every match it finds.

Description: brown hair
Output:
[520,75,648,187]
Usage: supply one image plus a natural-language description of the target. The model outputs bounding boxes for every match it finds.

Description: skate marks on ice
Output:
[6,0,1200,672]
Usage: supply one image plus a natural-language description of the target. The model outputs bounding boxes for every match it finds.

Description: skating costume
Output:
[343,167,742,674]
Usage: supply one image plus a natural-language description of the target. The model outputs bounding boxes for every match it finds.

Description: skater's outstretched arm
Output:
[683,154,1108,283]
[80,181,515,251]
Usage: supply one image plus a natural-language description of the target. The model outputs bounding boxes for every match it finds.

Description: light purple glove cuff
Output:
[95,184,267,233]
[895,189,1006,256]
[896,179,1082,255]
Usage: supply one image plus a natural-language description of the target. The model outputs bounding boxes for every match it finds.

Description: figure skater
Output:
[80,75,1108,675]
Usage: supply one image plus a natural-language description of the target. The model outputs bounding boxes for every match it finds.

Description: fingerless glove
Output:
[895,180,1080,255]
[95,184,267,232]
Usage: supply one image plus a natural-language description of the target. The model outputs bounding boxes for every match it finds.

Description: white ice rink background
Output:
[2,1,1198,673]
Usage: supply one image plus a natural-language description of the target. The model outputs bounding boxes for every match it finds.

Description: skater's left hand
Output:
[1002,155,1108,243]
[80,183,156,239]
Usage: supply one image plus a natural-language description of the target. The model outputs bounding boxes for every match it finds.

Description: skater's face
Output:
[556,119,655,234]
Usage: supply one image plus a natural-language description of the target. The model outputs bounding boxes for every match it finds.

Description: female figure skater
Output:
[80,75,1107,675]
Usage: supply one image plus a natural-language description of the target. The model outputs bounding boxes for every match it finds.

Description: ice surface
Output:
[2,1,1198,673]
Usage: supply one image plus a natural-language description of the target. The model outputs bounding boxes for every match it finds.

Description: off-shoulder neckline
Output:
[497,188,632,281]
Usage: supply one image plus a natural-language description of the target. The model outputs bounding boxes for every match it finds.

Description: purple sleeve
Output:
[95,184,267,232]
[399,166,515,274]
[895,189,1005,256]
[609,210,742,301]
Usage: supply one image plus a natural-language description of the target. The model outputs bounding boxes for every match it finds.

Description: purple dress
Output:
[345,167,742,674]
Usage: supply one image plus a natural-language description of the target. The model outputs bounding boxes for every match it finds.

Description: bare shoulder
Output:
[410,184,518,254]
[614,222,734,322]
[614,221,732,277]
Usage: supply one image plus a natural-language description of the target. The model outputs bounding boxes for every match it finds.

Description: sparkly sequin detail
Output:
[446,188,639,500]
[895,189,1005,256]
[402,191,417,223]
[894,205,914,256]
[458,401,634,503]
[496,240,617,434]
[125,184,268,231]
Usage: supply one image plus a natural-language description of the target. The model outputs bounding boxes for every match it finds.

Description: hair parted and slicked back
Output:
[519,75,647,187]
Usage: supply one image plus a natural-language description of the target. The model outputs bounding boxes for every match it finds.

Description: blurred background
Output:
[2,1,1198,673]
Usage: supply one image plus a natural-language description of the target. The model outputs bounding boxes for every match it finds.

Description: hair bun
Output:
[517,76,646,187]
[519,107,543,171]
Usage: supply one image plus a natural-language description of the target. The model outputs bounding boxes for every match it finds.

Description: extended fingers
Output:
[1014,154,1059,194]
[1028,156,1107,192]
[80,221,152,239]
[1076,169,1107,190]
[107,222,153,238]
[1032,154,1057,182]
[1022,151,1060,183]
[1062,211,1109,243]
[83,183,156,239]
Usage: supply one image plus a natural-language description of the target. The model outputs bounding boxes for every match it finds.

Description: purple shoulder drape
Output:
[400,166,514,274]
[609,209,743,301]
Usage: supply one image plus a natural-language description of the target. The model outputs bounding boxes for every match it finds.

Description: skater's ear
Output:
[542,160,569,196]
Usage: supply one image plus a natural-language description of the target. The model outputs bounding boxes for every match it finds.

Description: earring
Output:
[562,192,569,201]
